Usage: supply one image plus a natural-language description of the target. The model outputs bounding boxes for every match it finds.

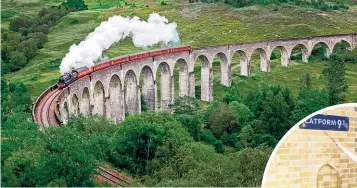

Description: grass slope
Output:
[3,0,357,100]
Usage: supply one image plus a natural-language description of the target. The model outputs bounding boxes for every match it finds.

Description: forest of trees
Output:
[1,0,88,74]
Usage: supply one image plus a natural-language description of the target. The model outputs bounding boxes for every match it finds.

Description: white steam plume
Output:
[59,13,180,74]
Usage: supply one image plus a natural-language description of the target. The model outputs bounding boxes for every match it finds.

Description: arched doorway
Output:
[317,164,340,188]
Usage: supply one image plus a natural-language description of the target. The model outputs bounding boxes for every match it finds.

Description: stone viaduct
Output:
[55,33,357,124]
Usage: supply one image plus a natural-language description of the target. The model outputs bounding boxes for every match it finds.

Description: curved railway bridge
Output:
[32,86,136,186]
[33,33,356,126]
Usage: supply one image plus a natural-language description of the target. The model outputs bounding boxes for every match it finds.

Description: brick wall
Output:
[263,106,357,188]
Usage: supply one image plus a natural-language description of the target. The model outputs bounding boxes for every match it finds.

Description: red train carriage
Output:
[149,48,170,56]
[170,46,191,53]
[129,52,150,61]
[78,67,93,79]
[58,46,192,89]
[93,60,111,72]
[112,56,130,66]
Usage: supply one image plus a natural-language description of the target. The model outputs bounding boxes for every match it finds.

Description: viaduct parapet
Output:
[53,33,356,125]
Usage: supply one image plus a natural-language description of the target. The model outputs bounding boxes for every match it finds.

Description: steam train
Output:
[57,46,191,89]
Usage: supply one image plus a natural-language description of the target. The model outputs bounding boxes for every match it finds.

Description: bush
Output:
[1,10,17,19]
[109,112,192,175]
[9,17,31,32]
[176,114,201,141]
[208,102,238,138]
[31,24,49,34]
[251,134,278,148]
[17,39,38,61]
[8,51,27,71]
[62,0,88,11]
[199,129,225,153]
[169,96,199,115]
[220,132,239,148]
[28,32,48,48]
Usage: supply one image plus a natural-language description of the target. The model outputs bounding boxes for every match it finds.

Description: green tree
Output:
[323,54,348,105]
[228,101,253,129]
[155,146,272,187]
[239,125,254,148]
[175,114,201,141]
[228,147,272,187]
[36,128,96,186]
[199,129,225,153]
[259,91,291,139]
[17,39,37,61]
[9,17,31,32]
[220,132,239,148]
[63,0,88,11]
[223,83,242,103]
[28,32,48,49]
[208,102,238,138]
[109,112,192,175]
[8,51,27,71]
[251,134,278,148]
[291,73,328,123]
[169,96,199,115]
[31,24,49,34]
[1,32,23,62]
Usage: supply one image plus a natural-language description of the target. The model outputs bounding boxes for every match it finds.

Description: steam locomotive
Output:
[57,46,191,89]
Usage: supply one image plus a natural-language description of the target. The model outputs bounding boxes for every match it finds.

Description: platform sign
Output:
[300,114,349,131]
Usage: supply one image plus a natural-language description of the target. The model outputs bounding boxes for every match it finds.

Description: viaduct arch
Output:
[56,33,356,124]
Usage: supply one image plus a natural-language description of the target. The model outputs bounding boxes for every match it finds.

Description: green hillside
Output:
[3,0,357,100]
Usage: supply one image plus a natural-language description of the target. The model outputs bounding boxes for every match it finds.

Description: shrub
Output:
[109,112,192,175]
[17,39,37,61]
[62,0,88,11]
[8,51,27,71]
[199,129,225,153]
[176,114,201,141]
[208,102,238,138]
[220,132,239,148]
[9,17,31,32]
[31,24,49,34]
[28,32,48,48]
[169,96,199,115]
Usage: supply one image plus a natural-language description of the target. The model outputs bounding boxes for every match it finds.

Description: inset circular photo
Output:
[262,103,357,188]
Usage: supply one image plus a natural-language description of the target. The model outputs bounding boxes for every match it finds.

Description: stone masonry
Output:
[56,34,357,124]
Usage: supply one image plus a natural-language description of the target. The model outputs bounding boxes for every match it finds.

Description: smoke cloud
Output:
[59,13,180,74]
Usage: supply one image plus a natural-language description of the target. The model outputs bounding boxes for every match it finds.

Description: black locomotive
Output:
[57,70,79,88]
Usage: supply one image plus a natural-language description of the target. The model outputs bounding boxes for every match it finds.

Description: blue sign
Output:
[300,114,349,131]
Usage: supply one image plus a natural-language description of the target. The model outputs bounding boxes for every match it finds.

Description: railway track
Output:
[33,86,136,187]
[34,86,61,129]
[94,165,135,186]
